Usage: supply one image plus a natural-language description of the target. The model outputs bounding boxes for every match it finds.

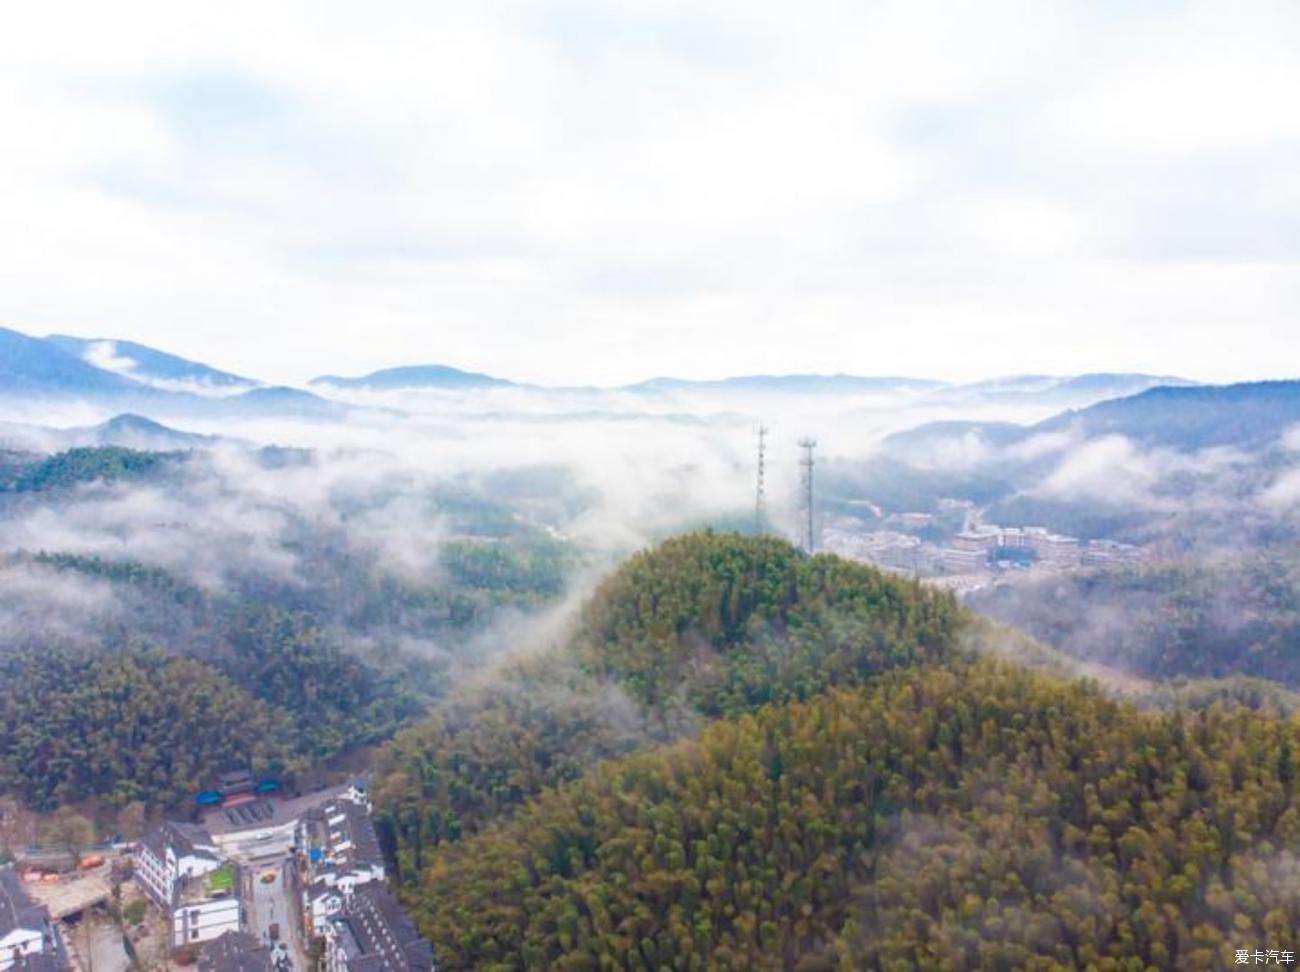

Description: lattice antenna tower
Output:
[798,437,817,553]
[754,425,768,534]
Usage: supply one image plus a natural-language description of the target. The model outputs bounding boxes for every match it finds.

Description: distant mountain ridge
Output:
[12,324,1293,443]
[311,364,516,391]
[929,372,1198,408]
[886,379,1300,455]
[0,326,144,396]
[0,327,370,421]
[624,374,942,395]
[45,334,259,393]
[1037,379,1300,450]
[0,414,228,453]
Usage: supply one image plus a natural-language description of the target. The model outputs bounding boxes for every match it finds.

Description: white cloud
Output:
[0,0,1296,386]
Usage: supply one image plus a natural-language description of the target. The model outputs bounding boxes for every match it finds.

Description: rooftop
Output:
[331,886,433,972]
[198,930,273,972]
[203,784,350,838]
[0,867,49,938]
[302,800,384,872]
[140,821,219,863]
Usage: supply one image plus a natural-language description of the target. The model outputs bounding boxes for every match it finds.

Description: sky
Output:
[0,0,1297,387]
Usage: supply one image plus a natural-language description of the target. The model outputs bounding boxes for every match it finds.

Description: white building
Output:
[1082,539,1144,566]
[297,796,385,937]
[324,886,433,972]
[1034,533,1080,567]
[134,823,240,948]
[0,870,66,972]
[172,894,241,949]
[135,822,224,911]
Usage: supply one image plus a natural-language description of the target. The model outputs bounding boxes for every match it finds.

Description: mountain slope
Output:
[0,326,143,396]
[1036,379,1300,450]
[407,660,1300,970]
[884,379,1300,464]
[45,334,259,393]
[374,533,965,877]
[77,414,224,450]
[311,364,516,391]
[626,374,940,395]
[212,385,360,420]
[928,372,1196,409]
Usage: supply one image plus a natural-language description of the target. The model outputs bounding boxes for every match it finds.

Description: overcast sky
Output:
[1,1,1297,386]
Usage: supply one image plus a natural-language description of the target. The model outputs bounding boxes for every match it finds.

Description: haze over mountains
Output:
[3,324,1300,972]
[0,322,1219,413]
[5,327,1299,528]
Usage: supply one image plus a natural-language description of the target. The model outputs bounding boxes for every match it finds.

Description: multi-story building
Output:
[324,886,434,972]
[950,527,1002,553]
[999,527,1029,548]
[0,869,66,972]
[135,822,224,911]
[297,796,385,936]
[134,823,240,947]
[1082,539,1144,566]
[171,876,241,949]
[941,526,1002,573]
[941,547,987,573]
[1034,532,1081,567]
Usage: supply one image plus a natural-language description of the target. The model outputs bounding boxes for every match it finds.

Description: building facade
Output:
[297,794,386,937]
[324,886,434,972]
[0,870,66,972]
[134,823,240,947]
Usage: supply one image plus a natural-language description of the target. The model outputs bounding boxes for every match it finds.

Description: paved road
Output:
[226,832,295,861]
[244,856,308,972]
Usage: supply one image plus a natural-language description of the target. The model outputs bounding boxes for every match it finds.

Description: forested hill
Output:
[373,532,965,879]
[0,445,185,492]
[571,532,963,716]
[373,532,1300,970]
[411,661,1300,970]
[969,559,1300,688]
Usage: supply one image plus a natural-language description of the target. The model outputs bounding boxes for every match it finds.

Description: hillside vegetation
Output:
[374,532,965,880]
[969,559,1300,687]
[410,662,1300,970]
[0,644,293,810]
[0,451,579,815]
[372,532,1300,970]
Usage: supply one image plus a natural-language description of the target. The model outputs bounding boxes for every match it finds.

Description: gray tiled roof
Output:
[332,885,434,971]
[10,953,65,971]
[138,821,219,867]
[197,931,274,972]
[305,800,384,872]
[0,868,49,938]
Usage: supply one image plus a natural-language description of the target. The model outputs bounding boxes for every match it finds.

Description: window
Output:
[192,930,199,940]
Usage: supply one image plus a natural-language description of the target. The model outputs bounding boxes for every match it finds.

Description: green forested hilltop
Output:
[373,532,965,877]
[0,513,565,813]
[0,644,293,810]
[408,662,1300,971]
[1,445,185,492]
[572,532,962,717]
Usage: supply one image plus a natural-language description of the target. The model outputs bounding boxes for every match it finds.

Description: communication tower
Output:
[798,437,817,553]
[754,425,768,534]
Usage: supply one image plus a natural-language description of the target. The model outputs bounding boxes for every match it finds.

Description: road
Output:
[244,855,308,972]
[225,830,295,861]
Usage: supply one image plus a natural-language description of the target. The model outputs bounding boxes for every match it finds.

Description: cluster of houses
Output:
[822,509,1148,582]
[134,821,241,949]
[0,869,67,971]
[131,782,432,971]
[941,524,1144,574]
